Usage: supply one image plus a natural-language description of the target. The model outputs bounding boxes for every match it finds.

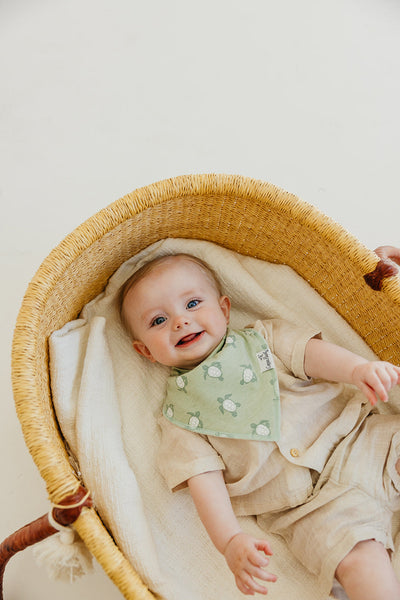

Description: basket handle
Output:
[364,246,400,290]
[0,486,92,599]
[364,259,399,291]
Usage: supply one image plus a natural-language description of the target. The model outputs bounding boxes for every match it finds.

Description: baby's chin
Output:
[173,335,225,370]
[173,352,209,370]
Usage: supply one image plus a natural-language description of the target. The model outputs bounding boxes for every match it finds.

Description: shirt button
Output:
[290,448,300,458]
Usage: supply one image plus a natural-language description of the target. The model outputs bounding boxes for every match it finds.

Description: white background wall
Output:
[1,1,399,598]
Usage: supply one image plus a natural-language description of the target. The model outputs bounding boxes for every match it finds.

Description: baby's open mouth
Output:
[176,331,204,346]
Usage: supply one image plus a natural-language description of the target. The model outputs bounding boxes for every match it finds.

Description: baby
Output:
[119,253,400,600]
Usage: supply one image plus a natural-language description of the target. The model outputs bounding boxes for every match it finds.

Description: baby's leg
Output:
[335,539,400,600]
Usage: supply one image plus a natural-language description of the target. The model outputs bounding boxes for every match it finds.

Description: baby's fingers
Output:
[390,365,400,383]
[235,574,256,596]
[246,546,277,591]
[368,378,389,404]
[357,381,381,405]
[385,365,400,393]
[248,564,278,584]
[236,570,273,596]
[236,573,263,596]
[255,539,274,557]
[372,364,400,402]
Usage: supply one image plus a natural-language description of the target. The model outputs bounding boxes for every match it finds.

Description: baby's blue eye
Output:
[187,299,200,309]
[152,316,166,326]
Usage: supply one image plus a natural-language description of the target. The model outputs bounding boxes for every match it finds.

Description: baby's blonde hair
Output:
[118,253,223,336]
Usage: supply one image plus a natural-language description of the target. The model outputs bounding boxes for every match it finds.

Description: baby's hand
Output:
[352,361,400,405]
[223,532,277,596]
[375,245,400,266]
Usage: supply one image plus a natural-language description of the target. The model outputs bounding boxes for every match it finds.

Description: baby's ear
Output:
[132,340,156,362]
[220,295,231,323]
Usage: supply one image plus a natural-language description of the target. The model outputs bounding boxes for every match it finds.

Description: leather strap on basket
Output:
[0,486,92,599]
[364,259,399,291]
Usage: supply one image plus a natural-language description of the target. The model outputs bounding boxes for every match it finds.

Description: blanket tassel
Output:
[0,486,92,598]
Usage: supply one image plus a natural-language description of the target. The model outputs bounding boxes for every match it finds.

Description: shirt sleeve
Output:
[252,319,321,380]
[157,416,225,491]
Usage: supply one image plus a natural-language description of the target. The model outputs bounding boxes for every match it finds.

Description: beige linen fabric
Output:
[258,414,400,593]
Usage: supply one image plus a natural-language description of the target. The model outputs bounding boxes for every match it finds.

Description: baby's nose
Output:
[173,314,190,329]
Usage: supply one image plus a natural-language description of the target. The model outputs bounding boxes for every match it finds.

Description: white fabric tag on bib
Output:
[256,347,275,372]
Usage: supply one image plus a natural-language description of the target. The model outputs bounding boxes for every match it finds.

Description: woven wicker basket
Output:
[9,174,400,598]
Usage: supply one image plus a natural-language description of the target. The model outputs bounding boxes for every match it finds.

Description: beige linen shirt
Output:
[157,319,366,515]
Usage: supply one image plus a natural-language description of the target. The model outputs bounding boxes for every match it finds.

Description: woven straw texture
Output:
[11,174,400,598]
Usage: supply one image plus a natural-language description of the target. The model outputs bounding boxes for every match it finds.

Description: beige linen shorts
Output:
[257,413,400,595]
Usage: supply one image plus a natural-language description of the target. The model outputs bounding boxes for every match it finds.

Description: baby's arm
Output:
[304,338,400,405]
[188,470,277,595]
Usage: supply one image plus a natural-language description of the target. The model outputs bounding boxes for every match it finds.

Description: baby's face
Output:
[123,257,230,369]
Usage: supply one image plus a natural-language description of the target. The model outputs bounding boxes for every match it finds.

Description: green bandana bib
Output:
[163,328,280,441]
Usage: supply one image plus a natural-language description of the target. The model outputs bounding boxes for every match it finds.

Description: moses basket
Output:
[3,174,400,599]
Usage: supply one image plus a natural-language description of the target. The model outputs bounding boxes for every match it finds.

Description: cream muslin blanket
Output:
[49,238,400,600]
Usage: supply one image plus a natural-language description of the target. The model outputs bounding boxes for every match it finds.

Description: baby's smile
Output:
[176,331,205,347]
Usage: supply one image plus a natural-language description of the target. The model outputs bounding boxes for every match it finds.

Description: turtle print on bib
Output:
[163,328,280,441]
